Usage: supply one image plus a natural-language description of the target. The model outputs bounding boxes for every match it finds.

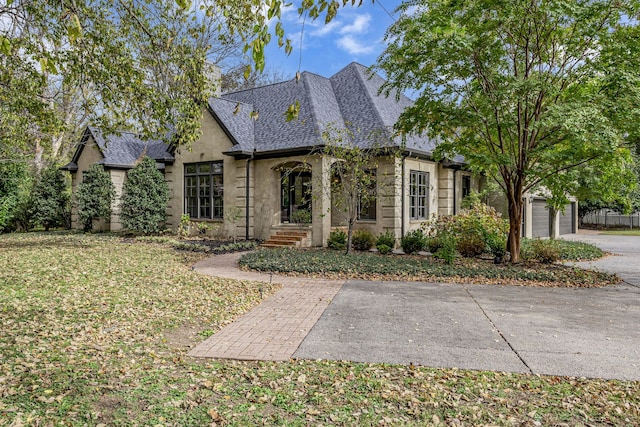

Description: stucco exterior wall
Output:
[404,157,439,233]
[165,110,250,239]
[108,169,126,231]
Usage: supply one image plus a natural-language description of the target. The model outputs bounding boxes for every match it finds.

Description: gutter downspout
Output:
[401,151,410,238]
[453,169,457,215]
[245,152,254,240]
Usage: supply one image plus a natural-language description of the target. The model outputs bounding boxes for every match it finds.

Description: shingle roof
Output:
[61,127,174,171]
[215,62,437,157]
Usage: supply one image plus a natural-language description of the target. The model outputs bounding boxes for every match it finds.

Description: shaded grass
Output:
[240,247,618,287]
[0,232,637,426]
[599,229,640,236]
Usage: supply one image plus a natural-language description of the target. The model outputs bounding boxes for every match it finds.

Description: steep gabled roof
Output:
[214,62,437,158]
[61,127,174,171]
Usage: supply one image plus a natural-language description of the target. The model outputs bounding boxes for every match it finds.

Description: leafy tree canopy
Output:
[378,0,640,261]
[0,0,362,165]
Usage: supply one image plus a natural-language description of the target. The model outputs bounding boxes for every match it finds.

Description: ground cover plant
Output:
[600,229,640,236]
[240,245,617,287]
[1,233,638,426]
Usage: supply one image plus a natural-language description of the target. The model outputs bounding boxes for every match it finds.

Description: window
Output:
[358,169,377,220]
[462,175,471,199]
[409,170,428,220]
[184,162,223,219]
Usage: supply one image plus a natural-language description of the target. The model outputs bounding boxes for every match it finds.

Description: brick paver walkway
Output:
[187,252,344,361]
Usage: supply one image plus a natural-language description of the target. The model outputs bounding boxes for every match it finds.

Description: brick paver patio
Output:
[187,252,344,361]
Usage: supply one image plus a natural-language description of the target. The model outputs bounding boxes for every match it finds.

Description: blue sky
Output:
[263,0,402,79]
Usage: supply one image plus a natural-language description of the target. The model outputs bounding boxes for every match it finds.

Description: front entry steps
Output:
[262,229,310,248]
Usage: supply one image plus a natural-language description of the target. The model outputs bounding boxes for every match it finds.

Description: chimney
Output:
[204,61,222,97]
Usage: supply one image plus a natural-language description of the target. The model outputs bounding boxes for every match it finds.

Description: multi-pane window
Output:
[409,170,428,220]
[462,175,471,199]
[184,162,223,219]
[358,169,377,220]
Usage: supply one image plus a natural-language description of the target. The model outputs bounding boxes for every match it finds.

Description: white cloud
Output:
[339,14,371,35]
[336,35,375,55]
[309,19,341,37]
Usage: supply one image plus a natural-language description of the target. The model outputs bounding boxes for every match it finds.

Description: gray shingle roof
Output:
[214,62,437,157]
[62,127,174,171]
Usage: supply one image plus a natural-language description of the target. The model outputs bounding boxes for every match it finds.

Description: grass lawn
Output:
[599,229,640,236]
[1,233,638,426]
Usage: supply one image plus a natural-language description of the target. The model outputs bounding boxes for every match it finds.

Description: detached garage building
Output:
[524,196,578,239]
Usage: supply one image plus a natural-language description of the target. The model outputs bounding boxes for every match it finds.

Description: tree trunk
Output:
[549,208,557,240]
[345,220,354,255]
[506,184,524,263]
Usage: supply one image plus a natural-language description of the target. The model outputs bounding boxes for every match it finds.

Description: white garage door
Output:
[532,199,550,238]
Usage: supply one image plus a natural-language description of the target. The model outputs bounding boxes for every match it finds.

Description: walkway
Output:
[187,253,344,361]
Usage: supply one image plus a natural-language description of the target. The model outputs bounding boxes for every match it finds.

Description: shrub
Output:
[327,230,347,250]
[423,201,508,258]
[376,231,396,249]
[291,209,311,224]
[433,235,457,264]
[527,239,560,264]
[30,165,70,231]
[0,161,33,232]
[352,229,375,250]
[76,164,115,232]
[486,233,507,258]
[456,233,485,258]
[376,244,392,255]
[401,229,426,254]
[425,236,443,253]
[120,157,170,234]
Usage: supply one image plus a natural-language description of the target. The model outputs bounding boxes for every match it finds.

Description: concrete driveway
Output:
[294,234,640,380]
[562,233,640,286]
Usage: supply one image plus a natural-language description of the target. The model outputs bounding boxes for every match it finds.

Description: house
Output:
[62,62,577,243]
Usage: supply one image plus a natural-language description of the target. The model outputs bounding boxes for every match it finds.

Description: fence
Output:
[582,209,640,228]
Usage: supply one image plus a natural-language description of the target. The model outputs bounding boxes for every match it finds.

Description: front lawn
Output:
[239,246,618,287]
[600,229,640,236]
[1,233,637,426]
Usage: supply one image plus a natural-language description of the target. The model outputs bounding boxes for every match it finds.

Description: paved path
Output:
[561,233,640,286]
[189,235,640,380]
[188,253,344,361]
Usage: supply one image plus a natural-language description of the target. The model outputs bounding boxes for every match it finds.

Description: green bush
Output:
[425,236,443,253]
[433,235,457,264]
[486,233,507,258]
[456,233,485,257]
[291,209,311,224]
[30,165,70,231]
[0,162,33,232]
[327,230,347,250]
[376,243,392,255]
[76,164,115,232]
[120,157,170,234]
[352,229,375,250]
[423,201,508,258]
[376,231,396,249]
[401,229,426,254]
[525,239,560,264]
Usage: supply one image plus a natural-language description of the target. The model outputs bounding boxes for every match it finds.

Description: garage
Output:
[559,202,577,235]
[531,199,551,238]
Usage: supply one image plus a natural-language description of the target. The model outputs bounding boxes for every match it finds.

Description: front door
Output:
[281,171,312,223]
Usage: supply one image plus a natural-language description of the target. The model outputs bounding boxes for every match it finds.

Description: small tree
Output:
[0,161,33,232]
[320,125,396,254]
[120,156,169,234]
[30,165,70,231]
[76,164,115,232]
